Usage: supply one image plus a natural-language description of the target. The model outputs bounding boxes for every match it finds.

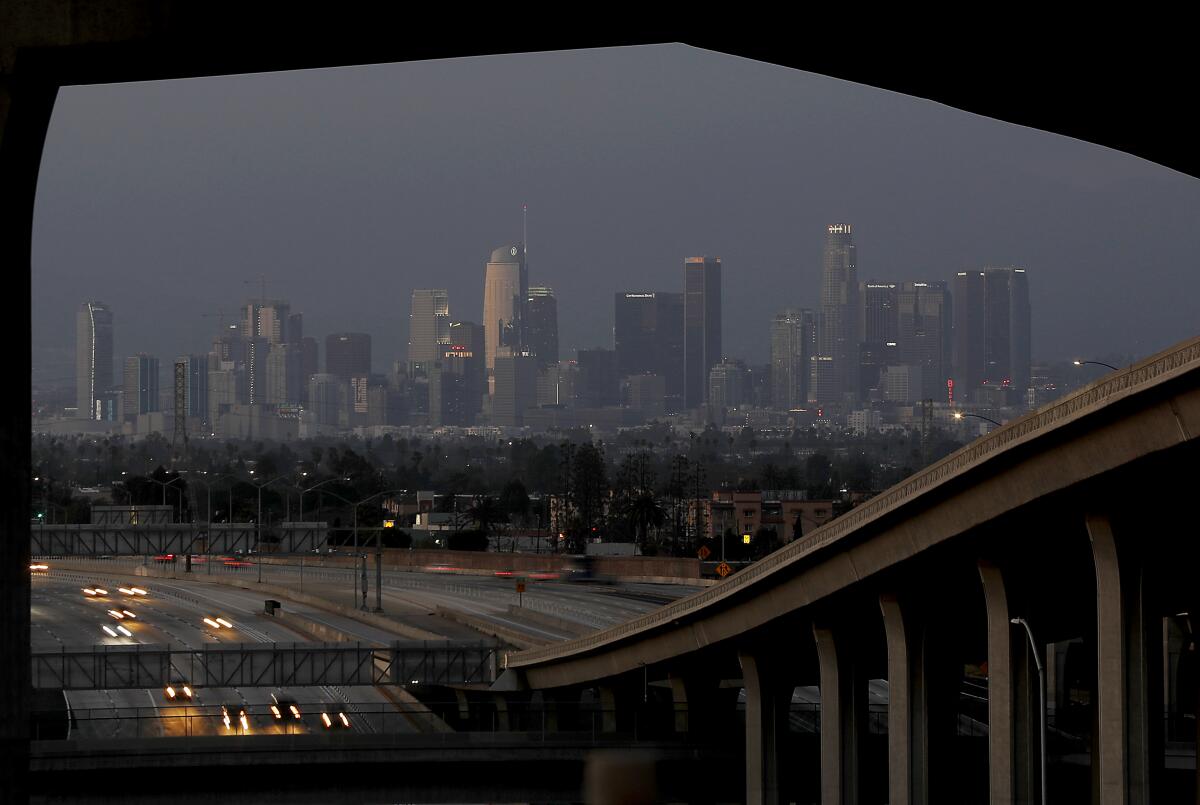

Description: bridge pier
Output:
[738,650,795,805]
[880,593,918,805]
[813,622,867,805]
[1088,512,1158,805]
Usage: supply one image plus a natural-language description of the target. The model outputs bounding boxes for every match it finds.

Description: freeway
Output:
[30,559,702,741]
[32,574,401,739]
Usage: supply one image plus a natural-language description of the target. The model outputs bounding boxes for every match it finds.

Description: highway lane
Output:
[32,575,403,740]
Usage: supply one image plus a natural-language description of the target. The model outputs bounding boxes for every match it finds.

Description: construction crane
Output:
[200,310,239,335]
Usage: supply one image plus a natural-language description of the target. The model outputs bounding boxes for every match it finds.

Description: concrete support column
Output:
[880,593,915,805]
[668,674,689,734]
[492,694,510,731]
[1087,512,1153,805]
[978,560,1015,804]
[598,684,619,733]
[814,623,863,805]
[739,651,789,805]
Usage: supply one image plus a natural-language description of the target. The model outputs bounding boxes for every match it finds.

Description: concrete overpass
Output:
[498,335,1200,803]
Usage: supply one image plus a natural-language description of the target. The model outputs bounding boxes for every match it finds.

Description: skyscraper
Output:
[953,270,987,395]
[897,281,952,401]
[408,289,451,374]
[482,243,528,375]
[430,321,485,426]
[491,353,538,427]
[613,291,685,412]
[953,267,1031,398]
[178,353,209,420]
[526,287,559,367]
[814,224,858,404]
[243,300,291,344]
[122,354,159,421]
[983,267,1032,393]
[684,257,722,409]
[75,301,114,420]
[770,308,815,411]
[325,333,372,380]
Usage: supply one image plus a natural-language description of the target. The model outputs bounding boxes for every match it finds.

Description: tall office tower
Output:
[178,354,209,419]
[407,289,451,374]
[325,332,372,379]
[243,300,291,344]
[683,257,722,409]
[897,281,952,401]
[206,357,242,435]
[984,267,1032,393]
[122,354,159,421]
[953,270,987,395]
[298,336,319,404]
[212,326,247,365]
[308,374,349,428]
[287,312,304,343]
[613,291,685,411]
[482,243,528,375]
[770,308,815,410]
[708,358,746,413]
[266,342,304,407]
[576,348,619,408]
[244,337,269,405]
[813,224,859,404]
[953,268,1032,397]
[449,321,486,420]
[491,353,538,427]
[75,301,114,420]
[860,282,899,345]
[525,287,559,367]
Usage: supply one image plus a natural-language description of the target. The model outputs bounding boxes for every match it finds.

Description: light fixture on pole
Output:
[1073,359,1118,371]
[248,472,288,584]
[953,411,1003,428]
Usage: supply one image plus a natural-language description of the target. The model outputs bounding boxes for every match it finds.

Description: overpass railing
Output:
[31,641,498,689]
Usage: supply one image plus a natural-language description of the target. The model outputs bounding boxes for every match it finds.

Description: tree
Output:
[499,478,531,525]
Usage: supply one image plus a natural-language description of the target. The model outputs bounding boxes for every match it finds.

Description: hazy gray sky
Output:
[31,44,1200,383]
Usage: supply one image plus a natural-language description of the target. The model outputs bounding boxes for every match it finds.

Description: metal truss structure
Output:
[31,641,498,690]
[30,522,328,556]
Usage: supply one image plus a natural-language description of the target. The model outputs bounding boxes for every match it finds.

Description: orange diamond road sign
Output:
[515,582,526,593]
[697,545,711,560]
[715,561,732,578]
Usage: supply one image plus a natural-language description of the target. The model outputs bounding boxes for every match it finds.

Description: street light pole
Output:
[1073,359,1118,371]
[1012,616,1047,805]
[953,411,1003,428]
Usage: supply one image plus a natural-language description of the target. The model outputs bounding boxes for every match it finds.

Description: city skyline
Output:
[29,45,1200,386]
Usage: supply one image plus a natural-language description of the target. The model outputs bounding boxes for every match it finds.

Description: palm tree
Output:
[629,493,664,548]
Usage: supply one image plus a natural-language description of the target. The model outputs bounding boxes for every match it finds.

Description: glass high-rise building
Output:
[953,267,1031,397]
[482,243,528,375]
[526,287,558,368]
[122,354,159,421]
[613,291,684,412]
[898,281,952,402]
[243,300,291,344]
[408,289,451,373]
[75,301,114,420]
[325,333,372,380]
[684,257,721,409]
[814,224,859,404]
[770,308,814,411]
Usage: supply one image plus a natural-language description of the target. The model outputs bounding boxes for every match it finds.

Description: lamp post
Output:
[298,475,351,525]
[1011,616,1047,805]
[248,472,288,584]
[1073,359,1118,371]
[147,475,186,522]
[318,488,404,611]
[355,489,405,613]
[952,411,1003,428]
